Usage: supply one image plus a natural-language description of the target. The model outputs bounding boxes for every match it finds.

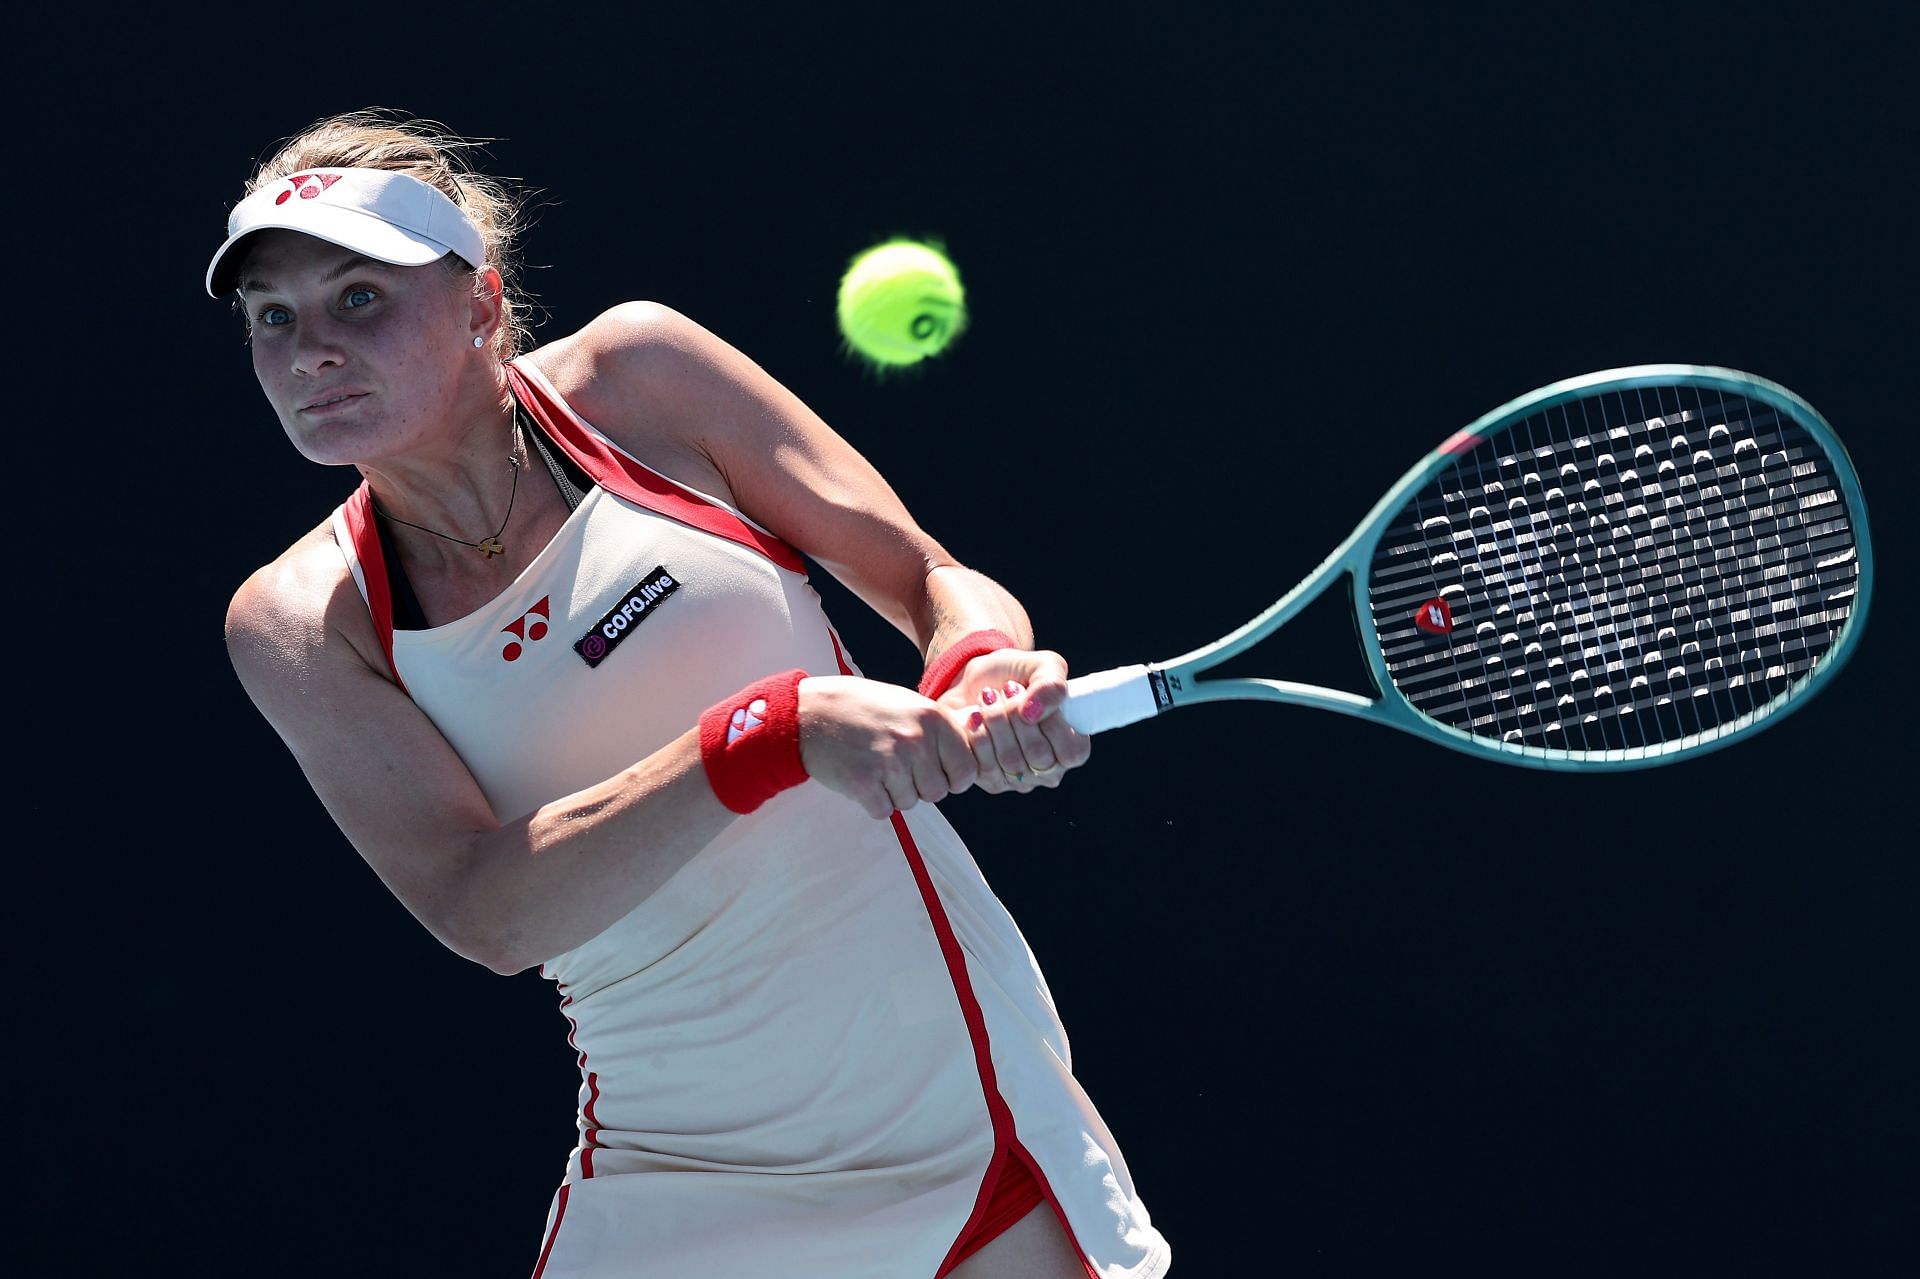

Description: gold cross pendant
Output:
[477,537,506,558]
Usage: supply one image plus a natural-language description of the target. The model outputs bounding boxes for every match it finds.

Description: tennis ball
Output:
[836,239,967,369]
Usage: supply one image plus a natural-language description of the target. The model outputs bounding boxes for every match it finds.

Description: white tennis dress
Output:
[329,359,1171,1278]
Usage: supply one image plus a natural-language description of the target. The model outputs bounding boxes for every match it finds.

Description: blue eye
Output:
[257,305,292,327]
[344,287,377,309]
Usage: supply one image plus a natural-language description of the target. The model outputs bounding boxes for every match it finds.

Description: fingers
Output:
[937,708,982,797]
[968,679,1090,791]
[988,680,1055,777]
[966,701,1013,794]
[1025,675,1093,779]
[889,705,977,813]
[795,668,1081,818]
[798,676,978,819]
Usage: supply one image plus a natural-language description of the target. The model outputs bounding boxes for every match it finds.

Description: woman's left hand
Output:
[938,648,1092,793]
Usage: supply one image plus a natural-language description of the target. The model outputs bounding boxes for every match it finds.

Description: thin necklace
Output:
[373,418,523,559]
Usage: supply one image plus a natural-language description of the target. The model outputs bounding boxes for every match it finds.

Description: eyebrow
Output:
[238,252,390,295]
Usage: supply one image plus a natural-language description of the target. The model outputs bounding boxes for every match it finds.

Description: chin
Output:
[284,416,381,467]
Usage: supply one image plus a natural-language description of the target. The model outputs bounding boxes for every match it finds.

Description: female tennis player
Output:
[212,110,1170,1279]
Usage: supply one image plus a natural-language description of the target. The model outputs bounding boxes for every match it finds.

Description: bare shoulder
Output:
[526,300,738,397]
[224,519,388,707]
[519,302,784,501]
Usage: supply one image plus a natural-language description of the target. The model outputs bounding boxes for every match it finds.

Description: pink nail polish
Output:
[981,687,998,705]
[1005,681,1023,697]
[969,710,985,730]
[1021,699,1045,723]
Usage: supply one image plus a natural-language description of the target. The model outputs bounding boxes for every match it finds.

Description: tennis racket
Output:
[1061,365,1872,769]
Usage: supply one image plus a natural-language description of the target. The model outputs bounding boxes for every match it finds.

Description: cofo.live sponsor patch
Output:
[575,567,680,667]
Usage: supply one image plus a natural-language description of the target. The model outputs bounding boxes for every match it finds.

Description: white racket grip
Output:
[1062,665,1161,735]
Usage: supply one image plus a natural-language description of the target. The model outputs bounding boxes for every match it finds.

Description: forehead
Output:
[235,230,399,291]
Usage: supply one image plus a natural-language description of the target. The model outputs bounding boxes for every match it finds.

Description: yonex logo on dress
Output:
[574,567,681,668]
[501,596,551,662]
[276,173,342,205]
[727,699,769,745]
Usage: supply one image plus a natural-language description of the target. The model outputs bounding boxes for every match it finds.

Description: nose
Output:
[291,318,347,377]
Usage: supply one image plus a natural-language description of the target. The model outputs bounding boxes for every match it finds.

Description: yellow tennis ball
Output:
[836,239,967,369]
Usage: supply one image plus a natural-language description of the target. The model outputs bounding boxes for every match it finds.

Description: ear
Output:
[467,265,506,349]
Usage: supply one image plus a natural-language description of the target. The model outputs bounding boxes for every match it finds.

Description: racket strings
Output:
[1371,511,1857,672]
[1501,392,1832,750]
[1521,392,1838,747]
[1368,384,1862,754]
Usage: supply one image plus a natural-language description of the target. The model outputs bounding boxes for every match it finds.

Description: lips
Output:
[300,390,368,412]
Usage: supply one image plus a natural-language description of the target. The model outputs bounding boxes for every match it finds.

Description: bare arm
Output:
[551,304,1062,669]
[224,534,737,974]
[229,304,1079,976]
[549,302,1092,790]
[226,530,973,976]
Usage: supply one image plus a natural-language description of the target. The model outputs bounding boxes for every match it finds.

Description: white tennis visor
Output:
[205,168,486,297]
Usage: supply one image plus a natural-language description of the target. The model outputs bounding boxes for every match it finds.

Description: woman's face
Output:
[240,230,477,466]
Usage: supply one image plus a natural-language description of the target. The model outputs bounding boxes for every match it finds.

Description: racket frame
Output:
[1063,364,1873,770]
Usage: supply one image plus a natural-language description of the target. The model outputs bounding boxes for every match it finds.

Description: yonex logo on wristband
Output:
[727,699,769,744]
[699,668,808,814]
[574,567,681,667]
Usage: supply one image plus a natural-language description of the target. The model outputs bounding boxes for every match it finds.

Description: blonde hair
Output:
[245,108,538,358]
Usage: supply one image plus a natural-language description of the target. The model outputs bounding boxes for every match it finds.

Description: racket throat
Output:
[1344,576,1388,702]
[1188,574,1385,705]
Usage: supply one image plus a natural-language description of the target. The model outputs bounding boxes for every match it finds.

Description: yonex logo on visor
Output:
[276,173,342,204]
[204,167,488,296]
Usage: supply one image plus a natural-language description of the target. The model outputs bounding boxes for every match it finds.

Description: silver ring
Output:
[1028,762,1059,775]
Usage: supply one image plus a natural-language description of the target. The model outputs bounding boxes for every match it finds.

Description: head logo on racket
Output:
[1414,597,1455,636]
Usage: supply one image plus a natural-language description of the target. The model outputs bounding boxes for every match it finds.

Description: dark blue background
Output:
[20,7,1913,1275]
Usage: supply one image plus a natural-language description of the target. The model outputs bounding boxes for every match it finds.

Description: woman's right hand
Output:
[798,676,981,819]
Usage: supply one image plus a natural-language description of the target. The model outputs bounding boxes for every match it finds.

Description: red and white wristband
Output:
[699,669,809,814]
[917,629,1018,699]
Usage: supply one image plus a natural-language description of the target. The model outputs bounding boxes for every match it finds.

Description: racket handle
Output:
[1061,665,1161,735]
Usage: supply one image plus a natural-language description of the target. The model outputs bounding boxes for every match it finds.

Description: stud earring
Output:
[473,335,486,348]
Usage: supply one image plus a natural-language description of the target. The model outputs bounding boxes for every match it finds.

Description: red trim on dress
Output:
[557,988,601,1180]
[828,623,1093,1277]
[890,812,1093,1276]
[937,1149,1045,1275]
[505,361,807,574]
[529,1183,571,1279]
[339,485,406,693]
[337,364,809,685]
